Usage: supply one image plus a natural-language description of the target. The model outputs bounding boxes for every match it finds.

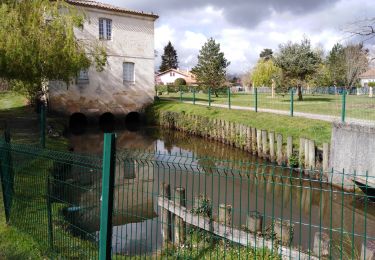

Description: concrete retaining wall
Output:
[330,122,375,188]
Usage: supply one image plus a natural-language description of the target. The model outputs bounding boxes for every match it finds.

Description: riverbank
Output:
[147,100,331,147]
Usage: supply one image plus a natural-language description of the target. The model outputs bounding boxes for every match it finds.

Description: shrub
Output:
[174,78,187,86]
[368,82,375,87]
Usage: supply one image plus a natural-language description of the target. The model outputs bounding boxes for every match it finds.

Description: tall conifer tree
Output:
[159,41,179,72]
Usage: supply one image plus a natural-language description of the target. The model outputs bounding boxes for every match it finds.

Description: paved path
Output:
[163,98,375,126]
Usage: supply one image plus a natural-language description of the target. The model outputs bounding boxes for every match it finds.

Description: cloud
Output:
[102,0,375,73]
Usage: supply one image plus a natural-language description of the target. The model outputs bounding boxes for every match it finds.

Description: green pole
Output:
[99,133,116,260]
[228,87,231,109]
[0,129,12,223]
[40,104,46,148]
[255,88,258,113]
[290,89,294,117]
[208,87,211,107]
[179,86,182,102]
[47,175,53,250]
[193,88,196,105]
[341,89,346,123]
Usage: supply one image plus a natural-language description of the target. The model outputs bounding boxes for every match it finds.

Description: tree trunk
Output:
[297,85,303,101]
[271,79,276,98]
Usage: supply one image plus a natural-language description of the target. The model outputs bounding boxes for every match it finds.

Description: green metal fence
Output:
[1,135,374,259]
[161,88,375,125]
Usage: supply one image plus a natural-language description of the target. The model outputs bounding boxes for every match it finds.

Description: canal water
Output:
[67,126,375,257]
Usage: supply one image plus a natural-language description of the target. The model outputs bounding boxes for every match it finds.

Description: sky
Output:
[101,0,375,74]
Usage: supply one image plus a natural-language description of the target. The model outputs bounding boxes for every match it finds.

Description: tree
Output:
[343,43,369,89]
[326,43,346,86]
[345,18,375,42]
[174,78,186,87]
[274,38,321,101]
[159,41,178,72]
[252,59,281,98]
[0,0,107,100]
[192,38,230,97]
[307,63,331,87]
[260,48,273,60]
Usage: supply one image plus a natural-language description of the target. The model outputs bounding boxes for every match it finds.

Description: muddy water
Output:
[68,127,375,257]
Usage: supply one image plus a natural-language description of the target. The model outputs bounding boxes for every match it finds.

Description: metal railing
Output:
[1,134,374,259]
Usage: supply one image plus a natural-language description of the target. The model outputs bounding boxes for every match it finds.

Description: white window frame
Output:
[123,62,135,84]
[99,18,112,40]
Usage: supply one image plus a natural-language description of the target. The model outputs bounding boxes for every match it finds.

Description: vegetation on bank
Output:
[147,100,331,146]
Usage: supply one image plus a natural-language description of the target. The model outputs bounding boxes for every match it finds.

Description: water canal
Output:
[65,126,375,257]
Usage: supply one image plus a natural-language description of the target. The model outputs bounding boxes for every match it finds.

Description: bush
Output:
[368,82,375,87]
[174,78,187,86]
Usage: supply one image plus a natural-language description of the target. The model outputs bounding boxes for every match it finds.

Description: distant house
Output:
[156,69,197,85]
[48,0,158,120]
[359,68,375,87]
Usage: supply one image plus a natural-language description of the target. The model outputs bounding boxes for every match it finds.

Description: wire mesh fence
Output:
[158,87,375,125]
[1,137,375,259]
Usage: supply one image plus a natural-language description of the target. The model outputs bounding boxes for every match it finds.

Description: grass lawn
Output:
[160,92,375,121]
[148,100,332,146]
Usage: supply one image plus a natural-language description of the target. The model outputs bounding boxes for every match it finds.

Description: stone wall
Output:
[48,6,156,118]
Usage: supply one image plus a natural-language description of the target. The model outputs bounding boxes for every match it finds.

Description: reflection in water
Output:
[63,127,375,257]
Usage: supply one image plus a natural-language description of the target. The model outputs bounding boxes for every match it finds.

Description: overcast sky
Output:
[102,0,375,74]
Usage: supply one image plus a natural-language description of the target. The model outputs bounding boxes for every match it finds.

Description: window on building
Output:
[99,18,112,40]
[77,69,89,84]
[123,62,135,84]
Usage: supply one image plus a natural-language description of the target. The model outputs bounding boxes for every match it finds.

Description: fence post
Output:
[290,89,294,117]
[228,87,231,109]
[40,104,46,148]
[255,88,258,112]
[46,175,53,250]
[99,133,116,260]
[179,86,182,102]
[341,90,346,123]
[208,87,211,107]
[0,129,12,223]
[193,88,196,105]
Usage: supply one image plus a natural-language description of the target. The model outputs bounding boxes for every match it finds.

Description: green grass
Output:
[161,229,281,259]
[148,100,332,147]
[161,92,375,121]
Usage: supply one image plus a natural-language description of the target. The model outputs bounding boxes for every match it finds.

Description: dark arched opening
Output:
[69,113,87,135]
[99,112,115,133]
[125,112,141,132]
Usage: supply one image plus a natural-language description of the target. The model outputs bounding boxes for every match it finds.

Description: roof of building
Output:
[66,0,159,19]
[360,68,375,79]
[157,69,192,77]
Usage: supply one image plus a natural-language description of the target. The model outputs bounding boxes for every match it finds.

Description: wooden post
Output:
[299,138,305,167]
[251,128,256,155]
[247,127,252,152]
[323,143,329,174]
[174,187,186,245]
[287,136,293,166]
[276,134,283,166]
[257,129,262,156]
[160,183,171,245]
[361,240,375,260]
[308,140,315,169]
[313,232,330,257]
[246,211,263,233]
[269,132,275,162]
[218,204,232,226]
[304,139,309,169]
[261,130,268,159]
[274,220,294,246]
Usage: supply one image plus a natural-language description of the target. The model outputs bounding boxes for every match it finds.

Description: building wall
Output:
[48,7,156,118]
[158,72,189,85]
[361,78,375,87]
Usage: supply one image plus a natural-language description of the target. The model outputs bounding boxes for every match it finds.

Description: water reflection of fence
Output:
[1,134,375,259]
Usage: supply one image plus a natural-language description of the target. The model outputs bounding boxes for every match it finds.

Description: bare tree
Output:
[343,44,369,89]
[345,18,375,42]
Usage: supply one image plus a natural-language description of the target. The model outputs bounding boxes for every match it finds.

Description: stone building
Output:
[48,0,158,122]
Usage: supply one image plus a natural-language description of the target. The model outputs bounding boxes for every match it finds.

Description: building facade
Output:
[156,69,197,85]
[48,0,158,119]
